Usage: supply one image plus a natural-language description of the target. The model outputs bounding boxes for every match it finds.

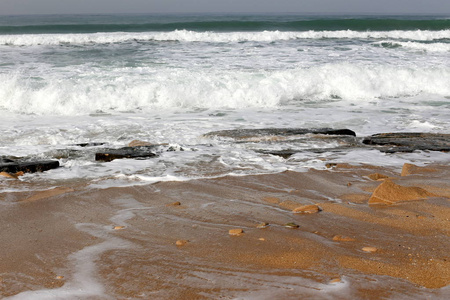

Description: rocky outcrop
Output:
[369,179,434,205]
[205,128,356,139]
[95,146,158,162]
[363,133,450,153]
[0,160,60,174]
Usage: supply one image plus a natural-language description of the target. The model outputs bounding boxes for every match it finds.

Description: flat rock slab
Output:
[0,160,60,174]
[95,146,158,162]
[363,133,450,153]
[205,128,356,139]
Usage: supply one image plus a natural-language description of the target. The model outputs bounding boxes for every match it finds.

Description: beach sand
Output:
[0,163,449,299]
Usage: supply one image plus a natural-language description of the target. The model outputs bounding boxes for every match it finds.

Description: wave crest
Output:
[1,29,450,46]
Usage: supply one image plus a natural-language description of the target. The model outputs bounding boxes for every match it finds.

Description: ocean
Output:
[0,14,449,190]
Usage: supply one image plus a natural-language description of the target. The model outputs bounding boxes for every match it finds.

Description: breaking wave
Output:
[1,29,450,46]
[1,63,449,115]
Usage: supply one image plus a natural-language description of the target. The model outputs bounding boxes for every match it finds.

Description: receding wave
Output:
[1,29,450,46]
[1,64,449,115]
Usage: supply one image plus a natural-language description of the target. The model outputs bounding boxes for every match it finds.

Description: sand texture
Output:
[0,163,449,299]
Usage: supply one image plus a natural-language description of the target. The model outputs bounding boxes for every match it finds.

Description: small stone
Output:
[113,226,125,230]
[256,222,269,229]
[166,201,181,207]
[362,246,378,253]
[284,222,299,229]
[176,240,189,246]
[292,204,321,214]
[258,238,266,241]
[55,276,64,280]
[332,235,356,242]
[229,228,244,236]
[347,182,352,187]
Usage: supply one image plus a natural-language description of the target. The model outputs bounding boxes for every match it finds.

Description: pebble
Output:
[113,226,125,230]
[229,228,244,236]
[256,222,269,229]
[258,238,266,241]
[55,276,64,280]
[292,204,321,214]
[176,240,189,246]
[362,246,378,253]
[284,222,299,229]
[167,201,181,206]
[329,278,342,284]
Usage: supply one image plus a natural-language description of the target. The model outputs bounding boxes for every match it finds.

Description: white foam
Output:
[1,29,449,46]
[375,40,450,52]
[1,64,449,116]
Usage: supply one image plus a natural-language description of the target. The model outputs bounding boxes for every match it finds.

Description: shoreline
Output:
[1,162,449,299]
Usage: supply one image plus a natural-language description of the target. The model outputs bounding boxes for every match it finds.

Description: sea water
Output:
[0,14,449,190]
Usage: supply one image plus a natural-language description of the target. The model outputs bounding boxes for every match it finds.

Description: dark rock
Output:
[74,142,106,147]
[205,128,356,139]
[0,158,16,164]
[0,160,60,174]
[258,150,298,159]
[363,133,450,153]
[95,146,157,162]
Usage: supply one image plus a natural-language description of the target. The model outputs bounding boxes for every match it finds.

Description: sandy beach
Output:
[1,162,449,299]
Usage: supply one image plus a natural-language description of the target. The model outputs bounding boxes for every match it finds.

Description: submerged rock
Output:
[73,142,106,147]
[95,146,158,162]
[0,160,60,174]
[363,132,450,153]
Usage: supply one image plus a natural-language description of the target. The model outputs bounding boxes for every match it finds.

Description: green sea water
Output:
[0,14,449,34]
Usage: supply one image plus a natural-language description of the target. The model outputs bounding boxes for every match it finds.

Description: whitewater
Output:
[0,14,449,190]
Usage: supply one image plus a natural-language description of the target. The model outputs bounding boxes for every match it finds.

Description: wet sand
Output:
[0,163,449,299]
